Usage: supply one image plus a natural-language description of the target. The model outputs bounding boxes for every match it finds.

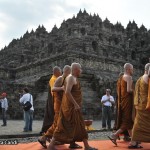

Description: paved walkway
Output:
[0,120,114,138]
[1,139,150,150]
[1,120,150,150]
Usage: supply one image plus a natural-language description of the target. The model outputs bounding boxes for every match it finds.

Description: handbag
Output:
[23,94,32,111]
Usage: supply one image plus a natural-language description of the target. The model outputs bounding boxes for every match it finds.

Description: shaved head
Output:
[71,63,82,77]
[124,63,133,75]
[71,63,81,70]
[53,66,62,77]
[63,65,71,72]
[145,63,150,71]
[53,66,61,72]
[124,63,133,70]
[63,65,71,76]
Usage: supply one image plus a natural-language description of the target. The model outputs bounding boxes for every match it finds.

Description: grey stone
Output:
[0,9,149,119]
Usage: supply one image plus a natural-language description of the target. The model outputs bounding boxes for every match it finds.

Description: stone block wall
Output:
[0,10,150,120]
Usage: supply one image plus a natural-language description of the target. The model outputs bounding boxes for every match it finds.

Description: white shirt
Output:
[0,98,8,110]
[19,93,34,111]
[101,95,114,107]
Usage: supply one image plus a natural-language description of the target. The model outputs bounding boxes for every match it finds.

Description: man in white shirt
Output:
[0,92,8,126]
[19,87,34,132]
[101,89,115,130]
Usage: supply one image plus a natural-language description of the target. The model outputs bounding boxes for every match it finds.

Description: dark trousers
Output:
[2,108,7,125]
[102,106,112,129]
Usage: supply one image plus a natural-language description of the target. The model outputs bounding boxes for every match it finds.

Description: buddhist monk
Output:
[108,63,134,146]
[47,63,98,150]
[45,65,71,140]
[40,66,62,136]
[38,65,82,148]
[113,72,131,142]
[128,63,150,149]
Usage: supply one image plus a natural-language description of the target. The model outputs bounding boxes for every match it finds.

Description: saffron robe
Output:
[53,79,88,143]
[41,85,54,133]
[116,75,134,130]
[132,77,150,142]
[40,75,57,133]
[44,92,62,138]
[45,77,65,138]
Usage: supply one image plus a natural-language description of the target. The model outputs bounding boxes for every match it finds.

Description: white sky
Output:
[0,0,150,49]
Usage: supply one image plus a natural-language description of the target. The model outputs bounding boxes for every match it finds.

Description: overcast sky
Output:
[0,0,150,49]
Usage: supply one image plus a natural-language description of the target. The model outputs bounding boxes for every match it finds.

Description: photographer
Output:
[19,87,34,132]
[101,89,115,130]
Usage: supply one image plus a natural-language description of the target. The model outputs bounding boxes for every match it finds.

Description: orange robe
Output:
[45,77,64,138]
[49,75,61,113]
[116,75,134,130]
[146,79,150,110]
[49,75,57,95]
[41,75,61,134]
[132,77,150,142]
[40,75,55,133]
[53,79,88,143]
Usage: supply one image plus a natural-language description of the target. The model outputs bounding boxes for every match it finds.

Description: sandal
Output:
[128,144,143,149]
[38,138,47,149]
[108,136,117,146]
[84,147,98,150]
[69,143,82,149]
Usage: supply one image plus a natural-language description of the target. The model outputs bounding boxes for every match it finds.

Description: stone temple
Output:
[0,9,150,120]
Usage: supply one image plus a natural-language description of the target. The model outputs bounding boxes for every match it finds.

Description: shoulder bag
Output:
[23,94,32,111]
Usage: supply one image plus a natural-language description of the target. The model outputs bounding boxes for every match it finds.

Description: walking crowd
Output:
[108,63,150,149]
[38,63,97,150]
[37,62,150,149]
[1,62,150,150]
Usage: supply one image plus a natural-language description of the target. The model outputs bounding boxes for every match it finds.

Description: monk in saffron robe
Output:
[40,85,54,135]
[39,66,61,146]
[128,63,150,149]
[47,67,62,135]
[38,65,81,149]
[44,65,71,139]
[108,63,134,146]
[113,72,131,141]
[47,63,98,150]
